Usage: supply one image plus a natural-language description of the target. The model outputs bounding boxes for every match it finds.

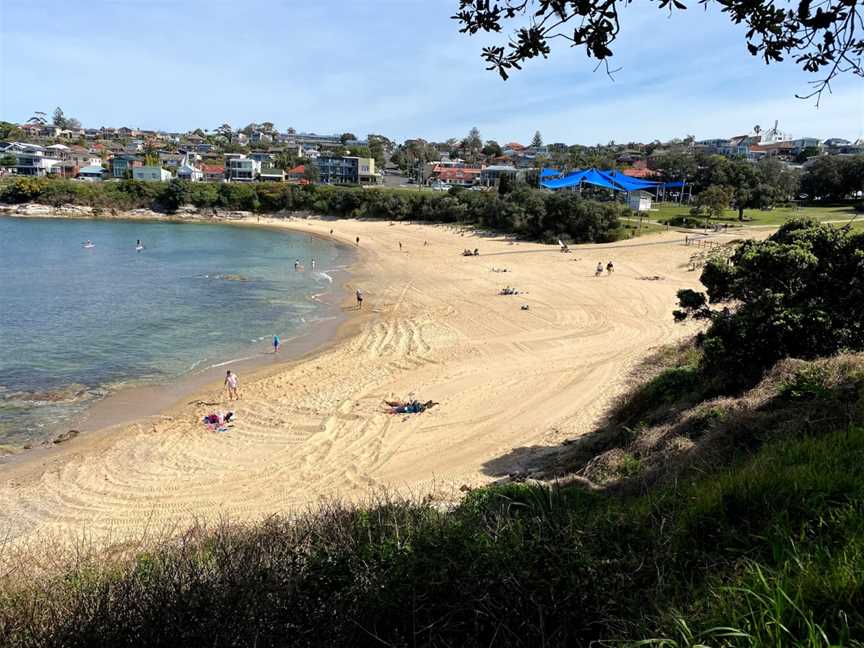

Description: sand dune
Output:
[0,217,712,546]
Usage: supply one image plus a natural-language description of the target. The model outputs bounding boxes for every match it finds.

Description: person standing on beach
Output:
[606,261,614,275]
[399,241,402,251]
[596,262,604,277]
[273,335,280,354]
[356,289,363,309]
[355,236,360,246]
[225,370,239,400]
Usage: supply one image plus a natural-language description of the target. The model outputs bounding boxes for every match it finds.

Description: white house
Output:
[176,153,203,181]
[0,142,62,176]
[132,166,172,182]
[225,155,261,182]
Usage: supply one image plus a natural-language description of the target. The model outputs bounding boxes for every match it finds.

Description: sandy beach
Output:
[0,216,713,547]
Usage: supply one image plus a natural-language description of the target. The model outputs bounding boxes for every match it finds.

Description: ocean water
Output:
[0,216,345,447]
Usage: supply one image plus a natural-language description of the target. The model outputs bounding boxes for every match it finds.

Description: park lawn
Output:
[653,203,858,227]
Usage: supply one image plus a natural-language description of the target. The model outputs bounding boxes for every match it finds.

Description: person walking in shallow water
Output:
[224,370,239,400]
[273,335,280,354]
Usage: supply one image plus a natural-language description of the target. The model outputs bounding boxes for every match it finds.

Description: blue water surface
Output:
[0,216,343,445]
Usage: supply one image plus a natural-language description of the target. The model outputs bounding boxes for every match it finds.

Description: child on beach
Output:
[224,370,239,400]
[273,335,280,353]
[606,261,614,275]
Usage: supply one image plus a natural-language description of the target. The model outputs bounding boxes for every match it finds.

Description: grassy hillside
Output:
[1,351,862,647]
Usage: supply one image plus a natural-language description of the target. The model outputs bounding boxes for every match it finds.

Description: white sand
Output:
[0,217,714,547]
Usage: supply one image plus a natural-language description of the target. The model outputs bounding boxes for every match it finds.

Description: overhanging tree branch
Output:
[452,0,863,99]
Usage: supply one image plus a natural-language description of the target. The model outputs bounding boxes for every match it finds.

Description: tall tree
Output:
[340,132,358,144]
[367,134,391,169]
[482,140,502,157]
[452,0,862,103]
[215,124,234,142]
[463,127,482,163]
[27,111,47,126]
[52,107,66,128]
[531,131,543,148]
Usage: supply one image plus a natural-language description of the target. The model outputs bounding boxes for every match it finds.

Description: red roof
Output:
[622,167,659,179]
[504,142,525,150]
[202,164,224,174]
[287,164,305,175]
[434,167,482,182]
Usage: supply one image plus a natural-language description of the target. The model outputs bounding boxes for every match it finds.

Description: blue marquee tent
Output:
[540,168,680,192]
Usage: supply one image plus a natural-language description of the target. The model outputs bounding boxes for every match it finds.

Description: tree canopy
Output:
[452,0,863,102]
[800,154,864,200]
[531,130,543,148]
[675,219,864,389]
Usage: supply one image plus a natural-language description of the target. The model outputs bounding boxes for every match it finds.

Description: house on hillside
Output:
[479,164,518,187]
[430,165,482,187]
[621,159,659,179]
[250,130,273,145]
[78,165,105,181]
[315,156,377,185]
[286,164,308,184]
[110,155,143,178]
[132,166,172,182]
[259,166,285,181]
[0,142,62,176]
[177,153,203,181]
[67,146,101,168]
[201,163,225,182]
[225,155,261,181]
[18,123,43,139]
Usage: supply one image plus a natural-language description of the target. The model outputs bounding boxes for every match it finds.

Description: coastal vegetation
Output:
[0,177,627,243]
[2,219,863,646]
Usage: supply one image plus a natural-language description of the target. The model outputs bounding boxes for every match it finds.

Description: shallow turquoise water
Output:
[0,216,345,445]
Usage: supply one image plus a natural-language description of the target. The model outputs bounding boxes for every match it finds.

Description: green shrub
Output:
[0,179,627,244]
[676,219,864,392]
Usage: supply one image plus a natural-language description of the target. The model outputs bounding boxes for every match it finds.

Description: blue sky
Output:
[1,0,861,144]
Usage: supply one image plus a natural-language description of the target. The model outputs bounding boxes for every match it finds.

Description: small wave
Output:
[210,355,259,368]
[316,272,333,283]
[187,358,206,372]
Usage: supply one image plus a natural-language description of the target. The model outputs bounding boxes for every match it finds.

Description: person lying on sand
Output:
[203,411,235,431]
[384,399,439,414]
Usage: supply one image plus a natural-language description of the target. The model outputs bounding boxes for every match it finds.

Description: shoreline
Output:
[0,209,361,462]
[1,208,715,548]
